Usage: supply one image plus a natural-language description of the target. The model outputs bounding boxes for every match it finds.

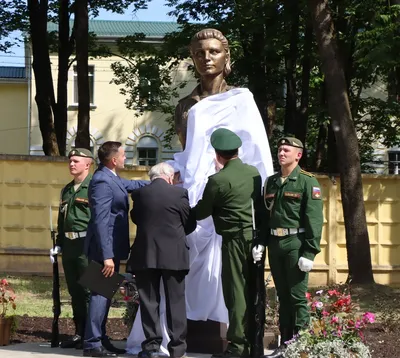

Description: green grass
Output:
[1,274,125,318]
[3,273,400,326]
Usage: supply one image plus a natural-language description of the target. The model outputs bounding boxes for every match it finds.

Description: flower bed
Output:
[285,288,375,358]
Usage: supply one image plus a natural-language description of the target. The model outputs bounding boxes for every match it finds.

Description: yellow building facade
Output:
[0,67,29,155]
[0,156,399,286]
[29,20,194,163]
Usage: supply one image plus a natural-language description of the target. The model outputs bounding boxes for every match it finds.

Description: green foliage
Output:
[0,0,28,52]
[2,0,400,169]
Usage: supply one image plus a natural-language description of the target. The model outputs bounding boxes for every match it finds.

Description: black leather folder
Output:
[78,261,125,300]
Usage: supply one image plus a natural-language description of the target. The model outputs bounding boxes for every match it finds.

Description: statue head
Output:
[189,28,231,78]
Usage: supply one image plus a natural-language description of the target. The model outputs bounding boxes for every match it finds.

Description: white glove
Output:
[49,246,61,264]
[298,257,313,272]
[252,245,265,263]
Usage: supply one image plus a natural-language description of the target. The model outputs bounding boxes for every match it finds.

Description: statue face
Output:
[191,38,227,77]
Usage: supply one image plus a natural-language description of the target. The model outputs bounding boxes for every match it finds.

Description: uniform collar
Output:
[274,165,300,185]
[285,165,301,181]
[222,157,242,170]
[68,173,92,191]
[80,173,92,187]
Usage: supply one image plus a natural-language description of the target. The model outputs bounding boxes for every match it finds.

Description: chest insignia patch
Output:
[284,192,301,198]
[75,198,89,204]
[265,193,275,199]
[312,187,321,199]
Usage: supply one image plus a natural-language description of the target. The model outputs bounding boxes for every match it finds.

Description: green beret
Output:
[277,137,304,149]
[68,148,94,159]
[211,128,242,151]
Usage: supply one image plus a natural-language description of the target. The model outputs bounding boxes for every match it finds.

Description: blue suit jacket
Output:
[84,165,148,262]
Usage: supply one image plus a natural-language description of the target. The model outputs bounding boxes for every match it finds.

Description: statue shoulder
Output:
[177,92,193,104]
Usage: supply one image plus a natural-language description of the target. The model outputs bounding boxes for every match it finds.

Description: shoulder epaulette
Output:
[300,169,315,177]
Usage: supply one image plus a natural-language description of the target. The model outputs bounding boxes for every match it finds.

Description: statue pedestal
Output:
[186,319,227,354]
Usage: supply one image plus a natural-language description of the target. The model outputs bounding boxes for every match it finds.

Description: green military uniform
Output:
[194,129,262,357]
[261,137,323,343]
[56,148,93,347]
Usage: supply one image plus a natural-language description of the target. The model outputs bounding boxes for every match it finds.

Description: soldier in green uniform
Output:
[49,148,94,349]
[193,128,262,358]
[252,137,323,358]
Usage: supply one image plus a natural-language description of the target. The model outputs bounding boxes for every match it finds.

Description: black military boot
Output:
[75,320,85,349]
[60,319,83,349]
[263,328,293,358]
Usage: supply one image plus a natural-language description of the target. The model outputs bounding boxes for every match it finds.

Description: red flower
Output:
[1,279,8,286]
[328,289,340,296]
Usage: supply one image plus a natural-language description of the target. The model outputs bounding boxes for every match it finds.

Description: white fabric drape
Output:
[127,88,274,355]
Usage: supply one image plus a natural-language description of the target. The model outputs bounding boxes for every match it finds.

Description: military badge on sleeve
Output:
[312,187,321,199]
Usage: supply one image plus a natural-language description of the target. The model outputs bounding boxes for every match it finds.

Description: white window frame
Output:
[136,135,159,166]
[388,150,400,175]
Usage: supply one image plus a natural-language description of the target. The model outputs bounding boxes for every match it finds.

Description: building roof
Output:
[48,20,180,38]
[0,66,26,79]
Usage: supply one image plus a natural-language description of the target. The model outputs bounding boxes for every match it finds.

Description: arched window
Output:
[137,136,159,166]
[69,137,96,157]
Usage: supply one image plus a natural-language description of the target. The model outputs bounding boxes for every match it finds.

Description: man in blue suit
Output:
[83,141,149,357]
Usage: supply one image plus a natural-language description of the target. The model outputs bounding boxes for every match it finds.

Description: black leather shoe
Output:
[101,340,126,355]
[60,334,82,349]
[263,344,286,358]
[83,346,117,357]
[138,350,160,358]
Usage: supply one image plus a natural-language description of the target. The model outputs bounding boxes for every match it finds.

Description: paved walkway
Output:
[0,342,274,358]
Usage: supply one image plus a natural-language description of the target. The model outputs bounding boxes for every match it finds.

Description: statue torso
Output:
[174,81,233,149]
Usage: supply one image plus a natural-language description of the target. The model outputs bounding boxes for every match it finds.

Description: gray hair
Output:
[148,162,175,181]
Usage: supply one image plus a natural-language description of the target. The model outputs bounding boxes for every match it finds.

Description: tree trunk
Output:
[314,121,328,172]
[310,0,374,284]
[283,0,300,135]
[327,123,338,173]
[266,100,276,139]
[55,0,70,156]
[297,13,313,168]
[28,0,59,155]
[388,0,400,102]
[74,0,90,149]
[238,0,270,134]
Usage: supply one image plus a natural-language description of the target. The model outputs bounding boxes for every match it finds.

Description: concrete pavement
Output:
[0,342,274,358]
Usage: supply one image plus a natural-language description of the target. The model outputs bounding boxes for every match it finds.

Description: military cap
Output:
[68,148,94,159]
[277,137,304,149]
[211,128,242,151]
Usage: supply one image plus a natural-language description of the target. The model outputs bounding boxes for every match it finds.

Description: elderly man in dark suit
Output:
[126,162,196,358]
[83,141,148,358]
